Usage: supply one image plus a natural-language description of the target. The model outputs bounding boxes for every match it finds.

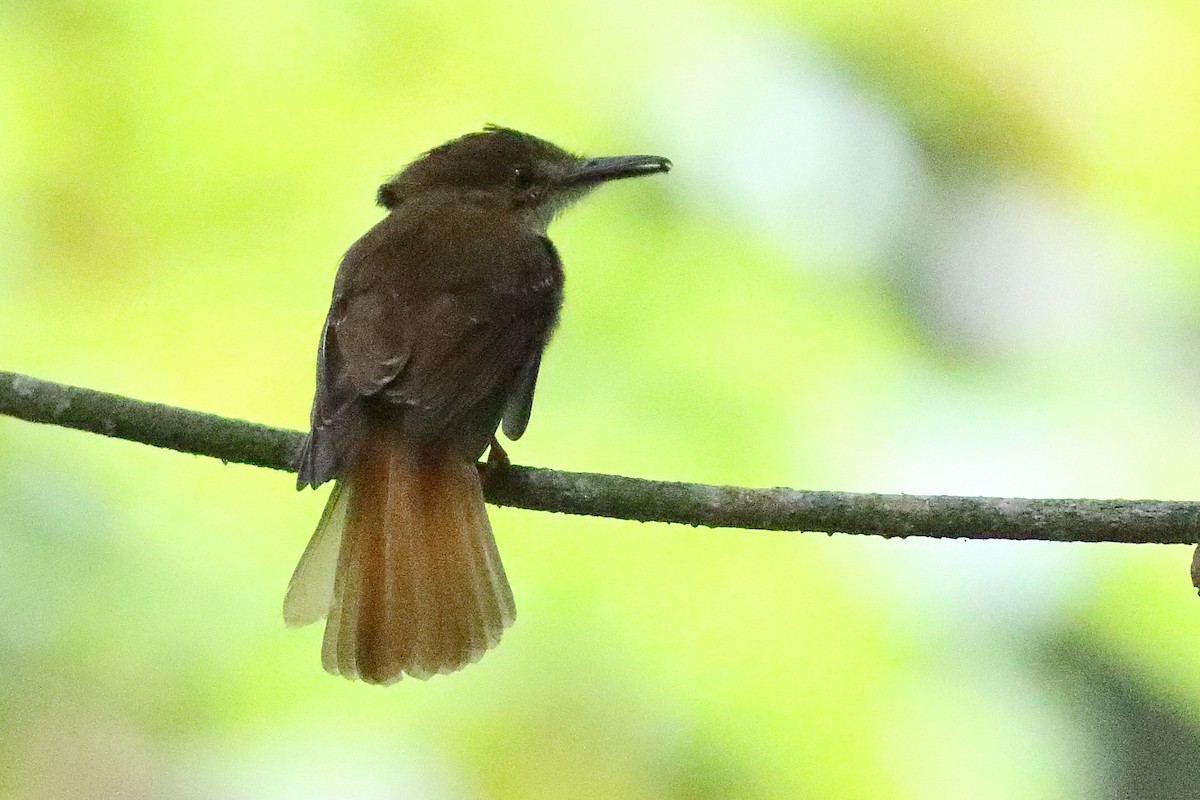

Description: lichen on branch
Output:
[3,369,1200,546]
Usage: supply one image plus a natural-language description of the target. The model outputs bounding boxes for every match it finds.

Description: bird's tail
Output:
[284,430,515,684]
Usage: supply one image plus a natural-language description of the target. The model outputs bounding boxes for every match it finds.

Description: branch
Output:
[3,369,1199,545]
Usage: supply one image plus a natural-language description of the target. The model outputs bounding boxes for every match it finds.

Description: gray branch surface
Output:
[3,369,1199,544]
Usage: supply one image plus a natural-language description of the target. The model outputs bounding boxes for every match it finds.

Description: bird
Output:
[284,126,671,684]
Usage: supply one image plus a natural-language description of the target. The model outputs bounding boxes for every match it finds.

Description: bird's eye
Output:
[513,166,534,189]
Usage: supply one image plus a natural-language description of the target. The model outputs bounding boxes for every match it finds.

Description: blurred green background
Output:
[4,1,1200,797]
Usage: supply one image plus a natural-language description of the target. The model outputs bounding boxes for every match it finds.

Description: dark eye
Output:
[513,166,534,189]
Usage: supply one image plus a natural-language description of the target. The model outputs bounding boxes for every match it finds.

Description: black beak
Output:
[564,154,672,186]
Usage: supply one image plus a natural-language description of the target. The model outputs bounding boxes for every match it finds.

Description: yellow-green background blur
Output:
[4,1,1200,797]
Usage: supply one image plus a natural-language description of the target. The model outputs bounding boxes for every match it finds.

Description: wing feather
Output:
[299,202,563,484]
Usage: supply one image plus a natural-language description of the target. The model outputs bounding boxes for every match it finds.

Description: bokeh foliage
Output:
[4,1,1200,797]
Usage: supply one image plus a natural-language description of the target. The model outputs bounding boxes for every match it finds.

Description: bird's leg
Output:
[486,436,510,467]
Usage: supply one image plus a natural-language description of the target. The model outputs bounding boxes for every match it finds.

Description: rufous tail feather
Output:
[284,432,515,683]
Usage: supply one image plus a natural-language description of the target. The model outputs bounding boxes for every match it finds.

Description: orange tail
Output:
[284,431,515,684]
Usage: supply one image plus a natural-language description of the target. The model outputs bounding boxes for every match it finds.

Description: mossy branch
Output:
[3,370,1200,545]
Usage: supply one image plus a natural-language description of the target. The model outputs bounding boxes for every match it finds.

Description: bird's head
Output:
[376,126,671,229]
